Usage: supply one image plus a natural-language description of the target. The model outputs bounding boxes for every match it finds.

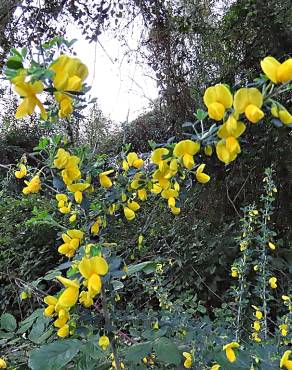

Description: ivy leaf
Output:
[28,339,82,370]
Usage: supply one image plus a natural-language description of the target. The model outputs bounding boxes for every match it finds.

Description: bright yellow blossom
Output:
[203,84,233,121]
[280,350,292,370]
[173,140,200,169]
[269,276,277,289]
[231,266,238,278]
[216,136,241,165]
[0,358,7,368]
[14,80,47,120]
[58,229,84,258]
[91,216,102,235]
[196,163,210,183]
[15,164,27,179]
[210,365,220,370]
[253,321,261,331]
[57,276,80,308]
[271,104,292,125]
[268,241,276,250]
[57,324,69,338]
[99,335,110,350]
[223,342,239,363]
[217,115,246,139]
[234,88,264,123]
[99,170,114,188]
[182,352,192,368]
[261,56,292,84]
[280,324,288,337]
[122,152,144,170]
[22,175,41,194]
[78,256,109,297]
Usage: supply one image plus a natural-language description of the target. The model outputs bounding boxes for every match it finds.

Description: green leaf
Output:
[195,109,208,121]
[6,56,23,70]
[28,339,82,370]
[153,337,181,365]
[1,313,17,332]
[126,341,152,362]
[127,261,157,276]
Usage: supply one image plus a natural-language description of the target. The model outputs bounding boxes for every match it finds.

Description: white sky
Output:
[66,24,158,124]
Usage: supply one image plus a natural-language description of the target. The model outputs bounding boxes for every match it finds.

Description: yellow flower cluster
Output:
[44,276,80,337]
[50,55,88,118]
[11,54,88,121]
[251,305,263,342]
[202,56,292,165]
[58,229,84,258]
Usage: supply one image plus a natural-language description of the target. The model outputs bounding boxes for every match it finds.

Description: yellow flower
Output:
[268,241,276,250]
[78,256,109,297]
[111,360,125,369]
[173,140,200,169]
[0,358,7,369]
[138,188,147,201]
[269,276,277,289]
[261,56,292,84]
[15,164,27,179]
[58,229,84,258]
[61,156,81,185]
[74,190,83,204]
[251,332,261,342]
[253,321,261,331]
[216,137,241,165]
[57,324,69,338]
[223,342,239,363]
[127,200,140,211]
[44,295,58,317]
[251,306,263,319]
[91,217,102,235]
[124,206,136,221]
[69,213,77,222]
[204,145,213,156]
[50,55,88,118]
[210,365,220,370]
[217,115,246,139]
[151,148,169,168]
[79,290,94,307]
[67,183,90,192]
[22,175,41,194]
[231,267,238,278]
[280,324,288,337]
[99,335,110,350]
[57,276,80,308]
[271,104,292,125]
[280,350,292,370]
[14,80,47,120]
[196,164,210,183]
[234,88,264,123]
[123,152,144,170]
[183,352,192,369]
[203,84,233,121]
[99,170,114,188]
[54,148,71,169]
[53,308,70,328]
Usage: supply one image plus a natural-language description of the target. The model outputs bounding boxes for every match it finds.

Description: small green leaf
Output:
[6,56,23,70]
[1,313,17,332]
